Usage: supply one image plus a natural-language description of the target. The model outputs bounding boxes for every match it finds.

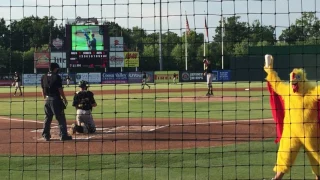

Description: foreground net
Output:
[0,0,319,179]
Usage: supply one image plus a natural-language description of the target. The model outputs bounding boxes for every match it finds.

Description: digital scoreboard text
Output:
[69,51,108,68]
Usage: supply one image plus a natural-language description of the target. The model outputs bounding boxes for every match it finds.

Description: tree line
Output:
[0,12,319,73]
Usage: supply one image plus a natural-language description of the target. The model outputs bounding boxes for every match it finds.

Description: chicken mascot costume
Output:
[265,54,320,180]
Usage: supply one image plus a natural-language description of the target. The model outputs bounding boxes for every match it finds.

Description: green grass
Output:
[0,85,282,179]
[0,139,317,180]
[0,82,268,93]
[0,91,272,120]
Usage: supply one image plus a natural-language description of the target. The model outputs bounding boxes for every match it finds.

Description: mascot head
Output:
[290,68,307,93]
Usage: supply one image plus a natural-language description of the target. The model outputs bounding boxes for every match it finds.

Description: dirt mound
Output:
[156,96,260,102]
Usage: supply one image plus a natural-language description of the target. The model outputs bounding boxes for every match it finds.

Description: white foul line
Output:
[150,118,274,132]
[0,116,58,125]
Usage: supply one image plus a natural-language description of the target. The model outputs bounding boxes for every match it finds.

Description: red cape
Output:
[267,82,320,143]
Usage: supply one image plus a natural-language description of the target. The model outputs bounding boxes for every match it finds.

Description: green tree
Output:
[279,12,320,44]
[141,44,159,71]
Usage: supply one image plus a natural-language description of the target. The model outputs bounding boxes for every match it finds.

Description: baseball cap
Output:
[50,63,60,71]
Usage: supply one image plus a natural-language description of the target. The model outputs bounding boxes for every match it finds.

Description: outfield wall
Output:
[0,70,232,86]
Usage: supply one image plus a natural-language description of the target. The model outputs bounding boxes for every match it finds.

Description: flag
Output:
[186,15,190,35]
[204,17,208,39]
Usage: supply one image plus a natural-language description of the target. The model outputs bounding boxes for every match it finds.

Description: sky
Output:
[0,0,319,41]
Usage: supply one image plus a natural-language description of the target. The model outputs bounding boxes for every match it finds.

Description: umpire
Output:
[41,63,72,141]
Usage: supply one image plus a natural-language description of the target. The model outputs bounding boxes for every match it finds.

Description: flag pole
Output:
[204,17,206,58]
[221,14,224,69]
[185,11,188,71]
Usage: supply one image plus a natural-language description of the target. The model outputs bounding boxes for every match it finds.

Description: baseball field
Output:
[0,82,315,179]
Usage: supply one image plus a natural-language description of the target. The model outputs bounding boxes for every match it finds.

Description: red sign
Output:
[125,53,138,59]
[34,52,50,69]
[0,80,12,86]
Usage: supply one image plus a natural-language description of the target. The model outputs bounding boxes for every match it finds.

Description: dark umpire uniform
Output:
[41,63,72,141]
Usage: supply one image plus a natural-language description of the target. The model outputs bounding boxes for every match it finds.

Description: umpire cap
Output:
[50,63,60,71]
[78,80,89,88]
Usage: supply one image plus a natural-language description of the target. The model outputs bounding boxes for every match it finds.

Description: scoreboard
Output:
[69,51,108,68]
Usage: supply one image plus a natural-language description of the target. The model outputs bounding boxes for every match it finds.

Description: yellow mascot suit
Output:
[264,54,320,180]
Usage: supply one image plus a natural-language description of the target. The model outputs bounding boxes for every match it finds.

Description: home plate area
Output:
[31,125,162,141]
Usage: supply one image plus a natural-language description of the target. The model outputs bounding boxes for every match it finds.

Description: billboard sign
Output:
[109,52,125,68]
[154,71,179,84]
[22,74,44,85]
[101,72,128,84]
[75,73,101,84]
[124,52,139,67]
[34,52,50,69]
[51,37,64,52]
[180,72,206,82]
[51,52,67,68]
[110,37,124,51]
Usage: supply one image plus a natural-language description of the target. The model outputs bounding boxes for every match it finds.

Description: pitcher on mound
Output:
[203,58,213,96]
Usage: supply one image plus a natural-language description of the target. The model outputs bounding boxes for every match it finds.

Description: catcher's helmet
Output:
[78,80,89,88]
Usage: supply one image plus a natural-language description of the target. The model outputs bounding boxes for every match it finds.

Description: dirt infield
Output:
[0,86,274,155]
[0,87,267,98]
[156,96,261,102]
[0,117,276,155]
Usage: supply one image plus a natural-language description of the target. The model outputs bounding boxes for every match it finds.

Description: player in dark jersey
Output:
[203,58,213,96]
[173,73,178,84]
[65,75,71,87]
[89,34,97,51]
[13,72,22,96]
[69,80,97,135]
[41,63,72,141]
[141,72,150,89]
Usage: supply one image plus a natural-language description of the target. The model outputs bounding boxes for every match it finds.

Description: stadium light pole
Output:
[159,0,163,71]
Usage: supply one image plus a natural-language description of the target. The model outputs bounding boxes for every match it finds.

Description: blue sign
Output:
[211,70,231,81]
[218,70,231,81]
[101,72,128,84]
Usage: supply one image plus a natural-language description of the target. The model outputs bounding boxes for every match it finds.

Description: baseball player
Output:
[41,63,72,141]
[69,80,97,135]
[141,72,150,89]
[13,72,22,96]
[65,75,71,87]
[203,58,213,96]
[173,73,178,84]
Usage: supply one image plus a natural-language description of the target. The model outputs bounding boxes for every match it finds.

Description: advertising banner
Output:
[109,52,125,68]
[217,70,231,81]
[101,72,128,84]
[180,72,206,82]
[51,37,65,52]
[124,52,139,67]
[51,52,67,68]
[128,71,154,83]
[59,73,76,85]
[75,73,101,84]
[88,73,101,84]
[110,37,124,51]
[22,74,44,85]
[212,71,219,81]
[34,52,50,69]
[0,75,13,86]
[154,71,179,84]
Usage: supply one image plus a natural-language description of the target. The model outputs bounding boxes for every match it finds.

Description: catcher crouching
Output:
[69,80,97,135]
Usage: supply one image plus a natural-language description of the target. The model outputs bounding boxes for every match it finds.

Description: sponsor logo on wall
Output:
[51,52,66,68]
[109,52,125,67]
[110,37,124,51]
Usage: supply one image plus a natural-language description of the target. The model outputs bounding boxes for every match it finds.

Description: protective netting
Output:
[0,0,319,179]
